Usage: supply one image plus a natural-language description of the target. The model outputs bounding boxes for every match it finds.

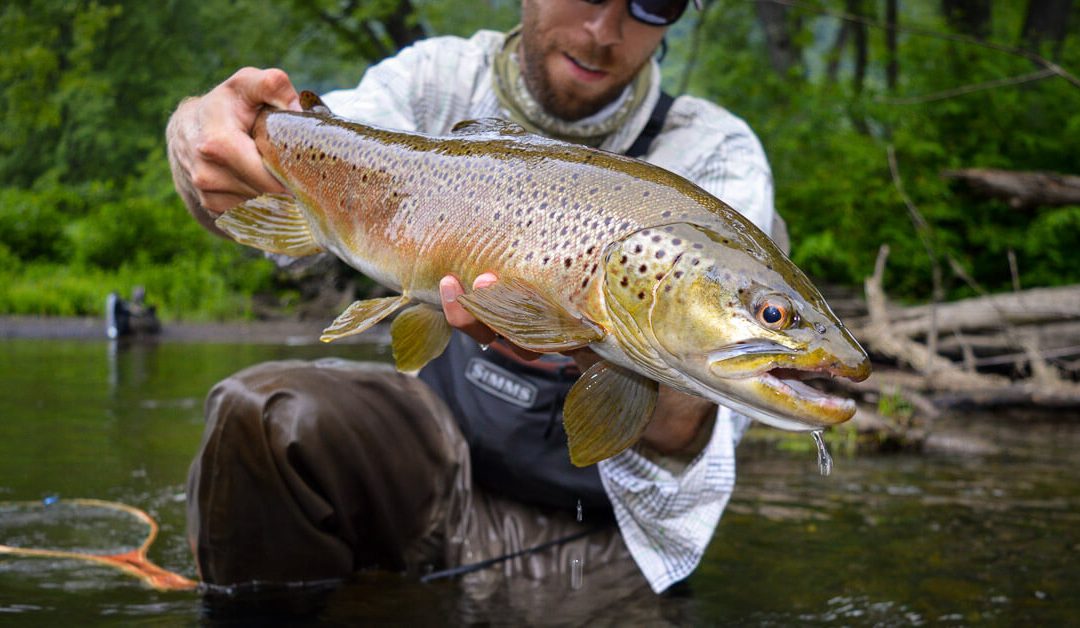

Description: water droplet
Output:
[576,499,583,522]
[812,430,832,476]
[570,557,583,590]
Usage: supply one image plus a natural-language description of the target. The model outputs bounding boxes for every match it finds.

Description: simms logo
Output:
[465,358,538,408]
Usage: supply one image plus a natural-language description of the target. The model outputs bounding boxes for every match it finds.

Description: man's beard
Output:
[518,30,628,121]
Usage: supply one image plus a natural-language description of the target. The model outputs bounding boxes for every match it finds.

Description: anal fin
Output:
[455,277,603,352]
[321,295,410,343]
[564,361,658,467]
[390,304,452,374]
[216,193,324,257]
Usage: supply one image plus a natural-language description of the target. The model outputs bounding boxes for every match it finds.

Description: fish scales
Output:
[218,93,870,467]
[258,111,744,318]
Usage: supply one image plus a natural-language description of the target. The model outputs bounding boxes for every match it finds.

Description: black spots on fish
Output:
[674,271,684,279]
[655,250,666,259]
[620,276,629,287]
[619,255,627,265]
[766,263,774,271]
[693,243,703,250]
[539,202,549,210]
[589,187,598,196]
[706,265,716,273]
[655,272,665,280]
[560,226,569,236]
[494,211,501,221]
[620,222,630,231]
[590,263,598,274]
[661,211,671,219]
[651,235,662,243]
[587,246,596,255]
[542,256,550,265]
[672,238,682,246]
[525,252,534,261]
[564,258,573,268]
[614,184,623,192]
[511,239,519,248]
[638,264,648,274]
[691,258,700,266]
[642,229,651,236]
[637,291,645,300]
[437,214,445,223]
[634,244,643,254]
[642,191,651,198]
[664,285,672,293]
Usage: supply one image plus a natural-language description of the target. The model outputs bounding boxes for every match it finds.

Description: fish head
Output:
[601,220,870,431]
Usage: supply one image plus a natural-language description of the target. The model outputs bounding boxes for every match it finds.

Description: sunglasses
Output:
[581,0,697,27]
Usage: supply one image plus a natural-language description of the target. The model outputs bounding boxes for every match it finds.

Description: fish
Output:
[216,91,871,467]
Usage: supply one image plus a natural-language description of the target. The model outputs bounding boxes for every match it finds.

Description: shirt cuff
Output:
[598,406,741,592]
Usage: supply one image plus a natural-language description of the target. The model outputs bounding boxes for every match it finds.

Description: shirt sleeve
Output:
[598,408,749,593]
[319,33,495,135]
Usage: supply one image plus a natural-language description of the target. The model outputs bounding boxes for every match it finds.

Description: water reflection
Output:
[0,338,1078,625]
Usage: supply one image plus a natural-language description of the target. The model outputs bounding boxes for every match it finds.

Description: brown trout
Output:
[217,92,870,466]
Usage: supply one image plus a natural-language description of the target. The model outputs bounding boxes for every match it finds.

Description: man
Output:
[167,0,782,605]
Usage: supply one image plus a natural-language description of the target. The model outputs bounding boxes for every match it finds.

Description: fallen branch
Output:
[942,168,1080,209]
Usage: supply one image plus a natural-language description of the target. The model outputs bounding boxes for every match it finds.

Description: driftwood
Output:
[942,168,1080,209]
[846,245,1080,426]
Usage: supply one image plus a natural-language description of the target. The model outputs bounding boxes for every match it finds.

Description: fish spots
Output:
[620,276,629,287]
[656,250,666,259]
[638,264,647,274]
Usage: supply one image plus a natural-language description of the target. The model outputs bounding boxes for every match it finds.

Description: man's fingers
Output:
[194,130,285,206]
[230,67,301,112]
[440,276,497,345]
[440,274,542,361]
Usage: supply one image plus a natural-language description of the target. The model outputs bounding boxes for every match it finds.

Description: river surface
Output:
[0,337,1077,625]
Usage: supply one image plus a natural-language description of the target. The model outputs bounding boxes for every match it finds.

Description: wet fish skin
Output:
[216,91,870,466]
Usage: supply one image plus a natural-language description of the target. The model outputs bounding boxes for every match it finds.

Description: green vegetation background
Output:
[2,1,1078,320]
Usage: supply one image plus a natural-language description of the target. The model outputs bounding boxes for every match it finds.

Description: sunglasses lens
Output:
[629,0,689,25]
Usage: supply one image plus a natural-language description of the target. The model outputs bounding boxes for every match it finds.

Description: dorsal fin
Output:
[299,90,330,114]
[450,118,528,137]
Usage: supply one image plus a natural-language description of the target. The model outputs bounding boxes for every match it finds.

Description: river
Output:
[0,337,1077,625]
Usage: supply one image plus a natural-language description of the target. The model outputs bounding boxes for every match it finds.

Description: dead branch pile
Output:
[838,246,1080,430]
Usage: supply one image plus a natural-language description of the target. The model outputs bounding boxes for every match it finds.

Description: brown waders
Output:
[186,359,654,616]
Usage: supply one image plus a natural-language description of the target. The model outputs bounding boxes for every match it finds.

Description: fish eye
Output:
[754,295,797,331]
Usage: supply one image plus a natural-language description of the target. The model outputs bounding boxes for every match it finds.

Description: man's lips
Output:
[563,53,607,81]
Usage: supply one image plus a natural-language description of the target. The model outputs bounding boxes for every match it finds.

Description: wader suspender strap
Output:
[420,99,677,583]
[624,91,675,159]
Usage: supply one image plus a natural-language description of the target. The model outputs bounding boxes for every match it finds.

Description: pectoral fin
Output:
[390,304,452,374]
[455,278,603,352]
[216,193,323,257]
[321,295,410,343]
[563,361,658,467]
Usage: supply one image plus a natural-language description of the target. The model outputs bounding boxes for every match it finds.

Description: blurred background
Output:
[1,0,1077,321]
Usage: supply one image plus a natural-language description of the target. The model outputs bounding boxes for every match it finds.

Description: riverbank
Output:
[0,315,388,345]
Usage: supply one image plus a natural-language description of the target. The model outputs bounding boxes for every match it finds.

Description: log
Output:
[881,284,1080,337]
[942,168,1080,209]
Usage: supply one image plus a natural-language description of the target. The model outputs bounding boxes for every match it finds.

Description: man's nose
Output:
[583,0,625,46]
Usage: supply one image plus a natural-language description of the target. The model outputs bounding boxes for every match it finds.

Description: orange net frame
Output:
[0,497,196,591]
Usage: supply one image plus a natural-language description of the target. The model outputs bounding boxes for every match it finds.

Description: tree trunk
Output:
[754,0,802,76]
[941,0,992,39]
[885,0,898,90]
[1021,0,1075,57]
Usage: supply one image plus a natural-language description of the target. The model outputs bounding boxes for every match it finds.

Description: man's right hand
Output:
[166,67,301,232]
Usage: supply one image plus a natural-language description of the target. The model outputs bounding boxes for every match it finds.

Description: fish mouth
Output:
[706,340,871,430]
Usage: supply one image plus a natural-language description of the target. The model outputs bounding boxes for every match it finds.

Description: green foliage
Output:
[1,1,1078,319]
[672,0,1080,300]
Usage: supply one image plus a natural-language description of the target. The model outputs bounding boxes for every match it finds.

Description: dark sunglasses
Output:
[582,0,697,27]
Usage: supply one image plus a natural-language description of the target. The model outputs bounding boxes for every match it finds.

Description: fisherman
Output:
[167,0,786,610]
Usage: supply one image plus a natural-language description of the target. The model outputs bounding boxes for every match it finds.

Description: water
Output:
[812,429,833,476]
[1,337,1078,624]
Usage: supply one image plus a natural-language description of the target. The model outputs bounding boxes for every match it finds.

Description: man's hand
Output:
[438,272,716,461]
[166,67,301,232]
[438,272,541,361]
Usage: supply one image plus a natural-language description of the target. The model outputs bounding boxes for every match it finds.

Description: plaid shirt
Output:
[323,30,776,593]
